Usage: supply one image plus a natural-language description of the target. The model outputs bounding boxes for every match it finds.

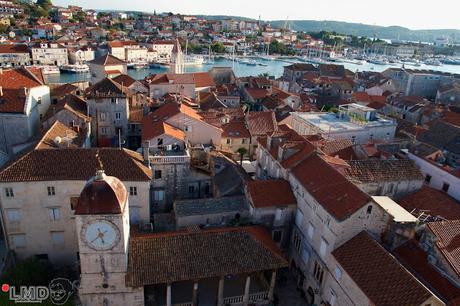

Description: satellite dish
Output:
[54,136,62,145]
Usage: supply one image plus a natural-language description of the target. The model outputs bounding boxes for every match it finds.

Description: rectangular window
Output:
[320,238,329,257]
[335,266,342,280]
[49,207,61,221]
[307,222,315,239]
[100,112,107,121]
[442,183,450,192]
[115,112,122,120]
[154,190,164,201]
[5,187,14,197]
[295,209,303,228]
[101,127,108,135]
[51,232,65,245]
[293,230,302,253]
[47,186,55,196]
[330,289,337,306]
[154,170,162,179]
[226,138,231,144]
[11,234,26,248]
[188,184,196,194]
[313,261,324,284]
[272,230,282,243]
[129,186,137,196]
[6,209,21,222]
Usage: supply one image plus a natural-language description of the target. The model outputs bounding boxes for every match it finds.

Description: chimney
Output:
[0,68,3,75]
[143,141,151,168]
[0,86,2,96]
[23,87,29,96]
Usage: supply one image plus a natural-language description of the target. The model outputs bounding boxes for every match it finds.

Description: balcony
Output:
[148,146,190,165]
[149,155,190,164]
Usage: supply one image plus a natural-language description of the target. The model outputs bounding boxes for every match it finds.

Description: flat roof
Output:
[372,196,418,223]
[292,112,395,133]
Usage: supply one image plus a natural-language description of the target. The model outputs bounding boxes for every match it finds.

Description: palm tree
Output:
[236,147,248,165]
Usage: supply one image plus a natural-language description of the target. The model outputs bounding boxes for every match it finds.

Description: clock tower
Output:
[75,170,144,306]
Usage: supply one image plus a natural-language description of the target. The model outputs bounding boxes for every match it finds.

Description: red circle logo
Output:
[1,284,9,292]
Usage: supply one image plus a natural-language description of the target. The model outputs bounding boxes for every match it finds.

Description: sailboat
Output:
[261,43,276,61]
[203,45,215,65]
[183,40,205,66]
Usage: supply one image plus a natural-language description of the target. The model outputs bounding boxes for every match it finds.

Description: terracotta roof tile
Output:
[88,53,126,65]
[86,77,130,98]
[246,180,296,208]
[126,226,288,286]
[0,88,27,113]
[36,121,84,149]
[427,221,460,278]
[0,67,44,90]
[0,148,151,182]
[345,160,423,183]
[221,121,250,138]
[292,154,370,221]
[0,44,29,54]
[42,94,89,122]
[399,186,460,221]
[332,231,434,306]
[394,239,460,303]
[246,111,277,136]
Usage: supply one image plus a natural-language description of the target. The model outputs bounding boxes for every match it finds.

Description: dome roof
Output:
[75,170,128,215]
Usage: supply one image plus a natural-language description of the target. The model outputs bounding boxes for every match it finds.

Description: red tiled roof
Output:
[333,231,434,306]
[292,154,370,221]
[0,67,44,90]
[0,44,29,54]
[399,186,460,221]
[112,74,137,87]
[0,88,27,113]
[126,226,288,286]
[0,148,152,182]
[394,239,460,303]
[427,221,460,278]
[42,94,88,122]
[221,121,250,138]
[36,121,84,149]
[89,53,126,65]
[246,111,277,136]
[192,72,215,88]
[246,180,296,208]
[245,88,268,100]
[142,119,185,143]
[146,73,195,85]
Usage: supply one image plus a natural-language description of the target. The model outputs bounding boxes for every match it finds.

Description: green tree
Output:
[36,0,53,11]
[211,42,226,54]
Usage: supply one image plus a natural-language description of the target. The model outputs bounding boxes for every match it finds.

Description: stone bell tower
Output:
[170,38,184,74]
[75,170,144,306]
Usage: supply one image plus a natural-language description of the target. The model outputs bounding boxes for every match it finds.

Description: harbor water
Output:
[44,58,460,84]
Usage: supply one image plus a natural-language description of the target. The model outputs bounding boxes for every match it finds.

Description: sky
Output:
[54,0,460,30]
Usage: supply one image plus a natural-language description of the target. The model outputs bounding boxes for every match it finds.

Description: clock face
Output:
[83,220,120,251]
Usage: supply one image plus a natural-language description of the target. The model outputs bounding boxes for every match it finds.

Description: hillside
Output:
[269,20,460,43]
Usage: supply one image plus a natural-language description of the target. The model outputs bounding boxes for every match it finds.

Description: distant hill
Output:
[269,20,460,43]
